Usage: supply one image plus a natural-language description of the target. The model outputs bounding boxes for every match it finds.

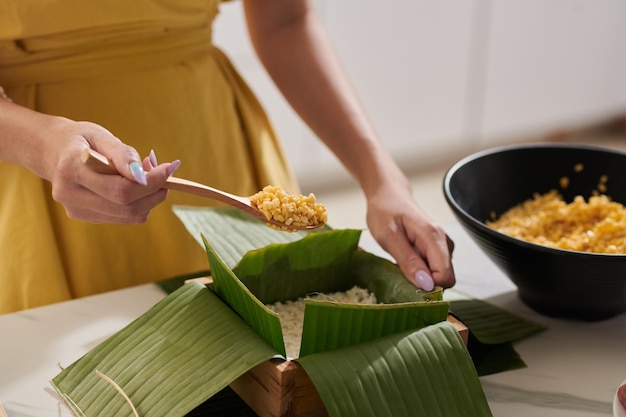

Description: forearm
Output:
[0,98,61,179]
[244,1,410,198]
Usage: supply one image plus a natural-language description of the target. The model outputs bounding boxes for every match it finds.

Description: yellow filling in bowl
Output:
[487,189,626,254]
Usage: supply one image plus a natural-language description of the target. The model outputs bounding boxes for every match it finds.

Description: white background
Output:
[213,0,626,188]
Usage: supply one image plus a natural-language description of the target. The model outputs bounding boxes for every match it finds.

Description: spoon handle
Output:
[163,177,252,209]
[81,148,252,208]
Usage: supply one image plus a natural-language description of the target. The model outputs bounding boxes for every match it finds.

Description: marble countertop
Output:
[1,222,624,417]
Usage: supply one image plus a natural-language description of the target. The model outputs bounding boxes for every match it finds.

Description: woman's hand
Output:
[244,0,455,290]
[0,100,179,224]
[43,118,180,224]
[366,183,456,291]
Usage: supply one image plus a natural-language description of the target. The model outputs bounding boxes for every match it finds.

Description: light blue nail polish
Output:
[414,270,435,291]
[167,160,181,177]
[129,162,148,185]
[149,149,158,167]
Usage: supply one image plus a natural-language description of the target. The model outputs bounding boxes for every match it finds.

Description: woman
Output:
[0,0,455,314]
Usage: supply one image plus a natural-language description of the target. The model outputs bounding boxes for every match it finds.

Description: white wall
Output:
[479,0,626,145]
[213,1,626,189]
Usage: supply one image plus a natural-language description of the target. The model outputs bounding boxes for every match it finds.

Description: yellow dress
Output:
[0,0,298,314]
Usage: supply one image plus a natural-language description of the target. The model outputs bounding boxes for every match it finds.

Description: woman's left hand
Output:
[366,185,456,291]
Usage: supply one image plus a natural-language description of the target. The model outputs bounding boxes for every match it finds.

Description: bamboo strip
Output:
[96,370,140,417]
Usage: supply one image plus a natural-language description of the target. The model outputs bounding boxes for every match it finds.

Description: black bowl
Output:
[443,143,626,321]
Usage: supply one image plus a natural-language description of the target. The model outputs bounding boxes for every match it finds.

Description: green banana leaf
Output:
[188,321,495,417]
[444,289,547,376]
[174,207,435,303]
[51,282,278,417]
[232,228,361,304]
[203,226,449,358]
[464,332,527,377]
[298,322,493,417]
[51,206,544,416]
[231,227,442,304]
[52,240,486,417]
[174,206,545,370]
[447,294,547,344]
[203,234,287,357]
[51,222,472,417]
[174,206,328,268]
[300,298,449,356]
[349,250,444,303]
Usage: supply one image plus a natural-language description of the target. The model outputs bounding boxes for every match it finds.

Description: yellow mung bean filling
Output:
[487,189,626,254]
[250,185,328,230]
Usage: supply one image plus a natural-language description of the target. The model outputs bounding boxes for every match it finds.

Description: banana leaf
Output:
[464,332,527,377]
[51,206,496,417]
[300,298,449,356]
[203,234,287,357]
[51,250,485,417]
[232,229,361,304]
[203,227,449,358]
[174,207,434,307]
[188,322,494,417]
[298,322,493,417]
[447,292,547,344]
[349,250,444,303]
[51,282,278,417]
[55,206,551,416]
[175,206,545,369]
[445,290,547,376]
[174,206,328,269]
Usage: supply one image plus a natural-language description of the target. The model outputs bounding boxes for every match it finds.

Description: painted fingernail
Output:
[129,162,148,185]
[149,149,158,167]
[167,160,181,177]
[414,270,435,291]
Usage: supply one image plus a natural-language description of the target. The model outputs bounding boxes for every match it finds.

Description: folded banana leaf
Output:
[298,322,492,417]
[175,207,546,372]
[51,282,278,417]
[174,206,324,269]
[203,225,449,358]
[51,216,488,416]
[187,321,493,417]
[445,290,547,376]
[51,206,541,416]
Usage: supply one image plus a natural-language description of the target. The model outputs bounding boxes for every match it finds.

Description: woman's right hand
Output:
[0,101,179,224]
[45,118,180,224]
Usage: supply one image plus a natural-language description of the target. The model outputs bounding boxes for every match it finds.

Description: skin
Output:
[0,100,174,224]
[244,0,455,289]
[0,0,455,289]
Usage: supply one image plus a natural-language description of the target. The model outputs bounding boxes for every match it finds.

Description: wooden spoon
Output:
[81,149,323,231]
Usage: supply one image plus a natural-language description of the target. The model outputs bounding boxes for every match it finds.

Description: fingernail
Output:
[414,270,435,291]
[129,162,148,185]
[167,160,181,177]
[149,149,158,167]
